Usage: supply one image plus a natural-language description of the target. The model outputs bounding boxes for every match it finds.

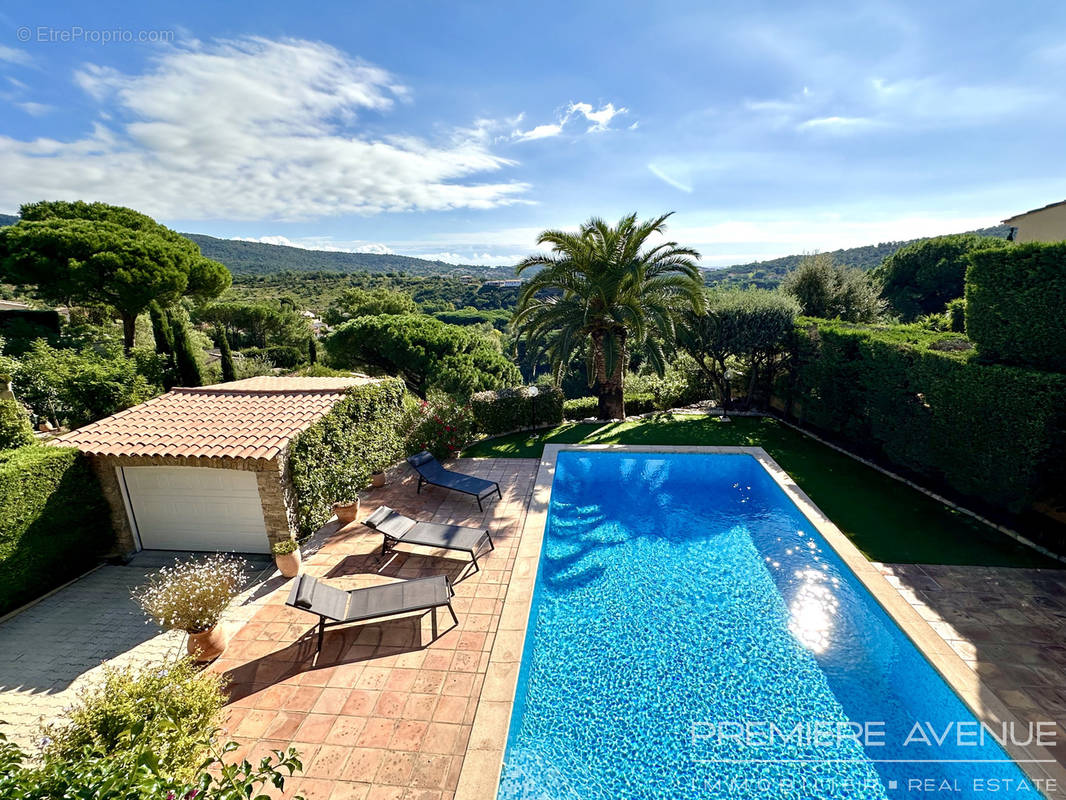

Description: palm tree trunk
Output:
[595,331,626,420]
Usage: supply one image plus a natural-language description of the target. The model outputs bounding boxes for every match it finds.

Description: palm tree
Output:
[513,212,704,419]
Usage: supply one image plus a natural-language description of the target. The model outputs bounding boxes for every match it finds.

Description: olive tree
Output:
[781,252,885,322]
[677,288,800,410]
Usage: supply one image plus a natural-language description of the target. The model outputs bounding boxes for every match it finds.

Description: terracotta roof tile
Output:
[53,376,381,460]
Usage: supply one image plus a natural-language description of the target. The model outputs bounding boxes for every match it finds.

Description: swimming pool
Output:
[498,449,1044,799]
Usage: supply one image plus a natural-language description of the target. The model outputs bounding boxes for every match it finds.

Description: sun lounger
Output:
[286,573,456,653]
[407,450,502,510]
[363,505,494,577]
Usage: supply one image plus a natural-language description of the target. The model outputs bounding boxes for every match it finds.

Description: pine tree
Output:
[216,324,236,382]
[171,319,204,387]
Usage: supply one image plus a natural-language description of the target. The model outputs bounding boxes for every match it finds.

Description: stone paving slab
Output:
[0,551,277,751]
[876,562,1066,770]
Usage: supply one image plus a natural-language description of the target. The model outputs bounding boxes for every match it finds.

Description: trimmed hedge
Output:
[562,393,657,420]
[470,386,564,434]
[966,242,1066,372]
[0,446,113,614]
[287,378,407,536]
[787,320,1066,512]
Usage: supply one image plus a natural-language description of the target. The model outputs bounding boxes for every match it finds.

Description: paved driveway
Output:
[0,551,277,751]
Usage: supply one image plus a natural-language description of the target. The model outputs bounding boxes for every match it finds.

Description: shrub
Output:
[44,658,225,780]
[945,298,966,333]
[787,319,1066,512]
[0,398,34,450]
[781,252,885,322]
[470,386,564,435]
[272,538,298,555]
[402,391,478,460]
[0,446,112,615]
[133,554,247,633]
[2,726,305,800]
[287,378,407,535]
[876,233,1010,320]
[13,339,160,427]
[965,241,1066,372]
[563,392,657,420]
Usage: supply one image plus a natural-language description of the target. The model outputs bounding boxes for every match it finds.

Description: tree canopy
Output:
[324,286,419,324]
[512,212,703,419]
[0,202,230,351]
[874,234,1010,321]
[325,313,520,399]
[677,288,800,409]
[781,253,885,322]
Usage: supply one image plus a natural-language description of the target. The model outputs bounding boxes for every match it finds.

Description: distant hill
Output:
[185,233,507,277]
[704,224,1013,288]
[0,214,17,227]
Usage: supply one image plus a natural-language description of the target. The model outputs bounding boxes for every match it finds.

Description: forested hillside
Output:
[185,233,508,277]
[704,225,1012,288]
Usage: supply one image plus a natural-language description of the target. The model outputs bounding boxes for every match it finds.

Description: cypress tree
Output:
[308,335,318,365]
[171,319,204,387]
[148,301,175,356]
[216,324,237,382]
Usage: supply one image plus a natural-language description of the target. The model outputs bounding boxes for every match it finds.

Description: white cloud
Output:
[16,101,53,116]
[235,235,393,254]
[512,123,563,142]
[797,115,879,132]
[0,36,529,220]
[647,162,693,193]
[0,45,31,65]
[512,101,629,141]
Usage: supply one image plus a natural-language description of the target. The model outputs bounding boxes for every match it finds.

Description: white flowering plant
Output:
[133,555,248,633]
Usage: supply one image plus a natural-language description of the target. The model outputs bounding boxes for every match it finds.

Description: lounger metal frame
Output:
[286,574,458,654]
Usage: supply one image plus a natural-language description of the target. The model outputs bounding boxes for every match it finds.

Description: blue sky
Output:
[1,0,1064,267]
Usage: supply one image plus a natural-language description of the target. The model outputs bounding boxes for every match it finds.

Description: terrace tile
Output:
[214,459,536,799]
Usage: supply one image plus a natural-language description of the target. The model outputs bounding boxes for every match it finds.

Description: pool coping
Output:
[455,444,1066,798]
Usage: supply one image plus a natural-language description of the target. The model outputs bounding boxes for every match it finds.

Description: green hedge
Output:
[287,378,407,536]
[470,386,564,434]
[0,446,112,614]
[966,242,1066,371]
[787,320,1066,512]
[562,393,657,420]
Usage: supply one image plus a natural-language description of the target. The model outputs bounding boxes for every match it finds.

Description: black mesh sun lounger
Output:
[286,573,457,653]
[407,450,503,511]
[363,505,495,577]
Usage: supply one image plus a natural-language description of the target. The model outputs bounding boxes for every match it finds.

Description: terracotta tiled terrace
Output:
[210,458,537,800]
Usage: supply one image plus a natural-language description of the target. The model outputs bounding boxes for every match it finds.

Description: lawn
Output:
[463,414,1058,568]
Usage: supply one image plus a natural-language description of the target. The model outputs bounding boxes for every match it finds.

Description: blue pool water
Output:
[499,451,1043,799]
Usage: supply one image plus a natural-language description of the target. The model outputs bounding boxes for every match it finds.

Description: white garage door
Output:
[121,466,270,553]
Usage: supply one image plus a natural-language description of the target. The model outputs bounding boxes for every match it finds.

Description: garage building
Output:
[54,376,376,554]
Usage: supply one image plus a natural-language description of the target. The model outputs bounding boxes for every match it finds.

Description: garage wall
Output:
[89,454,294,554]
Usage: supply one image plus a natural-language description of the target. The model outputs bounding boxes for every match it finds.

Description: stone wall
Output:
[87,454,296,555]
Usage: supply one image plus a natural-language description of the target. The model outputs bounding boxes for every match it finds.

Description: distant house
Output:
[484,279,522,288]
[53,376,378,554]
[1003,200,1066,243]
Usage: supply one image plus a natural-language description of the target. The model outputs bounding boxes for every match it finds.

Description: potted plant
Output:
[371,469,386,488]
[272,538,301,578]
[132,554,247,661]
[332,498,361,525]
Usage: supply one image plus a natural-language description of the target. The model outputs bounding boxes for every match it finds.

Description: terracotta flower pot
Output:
[275,549,301,578]
[371,472,386,488]
[332,499,361,524]
[186,625,229,661]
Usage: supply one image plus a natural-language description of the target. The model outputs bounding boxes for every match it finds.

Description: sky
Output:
[0,0,1064,268]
